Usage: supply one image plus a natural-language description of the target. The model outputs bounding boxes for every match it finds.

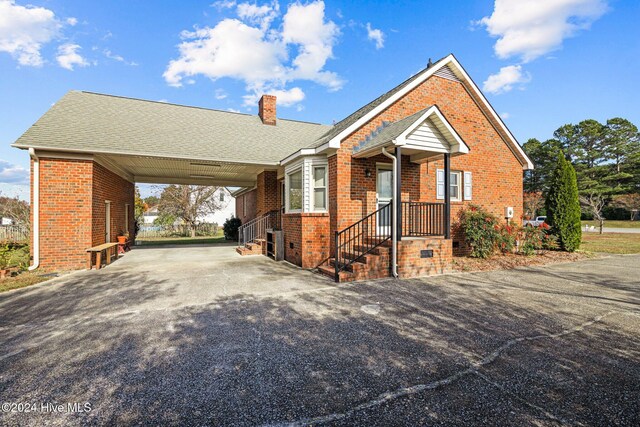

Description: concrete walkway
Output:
[0,246,638,426]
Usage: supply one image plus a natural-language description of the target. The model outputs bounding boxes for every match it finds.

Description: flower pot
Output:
[117,236,127,244]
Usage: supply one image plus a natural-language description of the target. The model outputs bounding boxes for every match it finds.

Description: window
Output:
[242,195,246,217]
[450,171,461,201]
[312,166,327,211]
[220,192,225,202]
[288,169,303,211]
[436,169,468,202]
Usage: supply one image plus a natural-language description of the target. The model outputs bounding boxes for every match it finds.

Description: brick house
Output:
[13,54,532,281]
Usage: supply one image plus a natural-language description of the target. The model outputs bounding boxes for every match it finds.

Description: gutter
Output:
[381,146,398,278]
[28,148,40,271]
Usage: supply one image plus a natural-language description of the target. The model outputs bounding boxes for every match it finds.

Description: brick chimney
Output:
[258,94,276,126]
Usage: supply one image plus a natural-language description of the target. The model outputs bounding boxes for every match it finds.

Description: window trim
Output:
[311,165,328,212]
[436,169,464,202]
[286,167,303,213]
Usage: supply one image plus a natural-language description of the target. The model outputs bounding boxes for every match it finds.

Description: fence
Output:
[136,223,220,239]
[0,225,29,243]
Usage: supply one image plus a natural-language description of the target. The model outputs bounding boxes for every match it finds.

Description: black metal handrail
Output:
[334,202,392,282]
[401,201,446,237]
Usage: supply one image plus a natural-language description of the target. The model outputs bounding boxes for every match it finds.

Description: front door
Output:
[376,166,393,235]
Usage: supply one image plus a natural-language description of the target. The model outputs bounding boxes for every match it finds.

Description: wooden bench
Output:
[86,242,119,270]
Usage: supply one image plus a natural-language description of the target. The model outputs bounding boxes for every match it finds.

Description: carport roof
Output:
[12,91,332,165]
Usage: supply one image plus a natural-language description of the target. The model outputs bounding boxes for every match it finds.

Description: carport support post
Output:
[395,146,402,241]
[444,153,451,239]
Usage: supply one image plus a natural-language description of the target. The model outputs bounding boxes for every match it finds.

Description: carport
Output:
[12,90,330,271]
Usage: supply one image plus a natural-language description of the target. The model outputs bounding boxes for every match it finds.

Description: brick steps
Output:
[317,249,391,282]
[236,239,265,256]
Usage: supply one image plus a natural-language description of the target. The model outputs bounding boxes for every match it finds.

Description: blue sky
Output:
[1,0,639,199]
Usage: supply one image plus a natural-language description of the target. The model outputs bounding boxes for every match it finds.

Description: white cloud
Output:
[366,23,384,49]
[478,0,608,62]
[103,48,138,66]
[483,65,531,94]
[215,88,227,99]
[0,0,62,66]
[0,159,29,185]
[164,1,342,107]
[66,17,78,26]
[212,0,236,10]
[500,112,510,120]
[243,86,304,107]
[56,43,89,70]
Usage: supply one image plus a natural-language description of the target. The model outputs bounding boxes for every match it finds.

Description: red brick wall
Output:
[235,189,257,224]
[331,74,524,251]
[34,158,93,271]
[256,170,279,216]
[397,238,452,278]
[91,162,135,246]
[283,213,330,268]
[32,158,134,271]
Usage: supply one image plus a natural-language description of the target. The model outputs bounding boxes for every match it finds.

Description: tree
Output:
[144,195,160,207]
[612,193,640,220]
[523,192,544,219]
[603,118,640,192]
[579,192,607,234]
[0,193,30,231]
[134,187,146,222]
[545,153,582,251]
[522,138,560,194]
[158,185,224,237]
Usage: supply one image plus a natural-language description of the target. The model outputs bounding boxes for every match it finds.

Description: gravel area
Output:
[0,246,638,426]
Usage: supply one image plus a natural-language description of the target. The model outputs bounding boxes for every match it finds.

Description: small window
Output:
[288,169,303,211]
[312,166,327,211]
[242,195,246,217]
[450,171,462,202]
[220,192,225,202]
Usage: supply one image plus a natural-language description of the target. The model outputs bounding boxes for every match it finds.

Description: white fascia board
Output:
[446,56,533,169]
[280,148,316,166]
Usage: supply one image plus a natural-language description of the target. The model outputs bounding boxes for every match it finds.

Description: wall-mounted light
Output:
[365,168,372,178]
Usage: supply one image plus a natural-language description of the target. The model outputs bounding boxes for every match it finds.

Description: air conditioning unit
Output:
[504,206,514,219]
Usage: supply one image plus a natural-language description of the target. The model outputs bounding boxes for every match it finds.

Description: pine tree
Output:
[545,153,582,251]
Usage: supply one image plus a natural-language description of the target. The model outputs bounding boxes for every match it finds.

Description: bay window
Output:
[285,158,329,213]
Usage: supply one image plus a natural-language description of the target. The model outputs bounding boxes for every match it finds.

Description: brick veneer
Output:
[397,238,452,278]
[32,157,134,271]
[235,189,257,224]
[283,213,330,268]
[256,170,279,217]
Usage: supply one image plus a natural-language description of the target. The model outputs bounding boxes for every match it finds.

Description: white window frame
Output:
[436,169,464,202]
[284,157,329,213]
[311,165,328,212]
[286,166,303,213]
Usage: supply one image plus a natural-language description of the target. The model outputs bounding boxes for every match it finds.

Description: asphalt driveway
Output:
[0,246,638,426]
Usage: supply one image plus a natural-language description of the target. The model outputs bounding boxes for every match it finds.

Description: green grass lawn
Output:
[581,232,640,254]
[581,220,640,229]
[135,234,230,246]
[0,272,50,293]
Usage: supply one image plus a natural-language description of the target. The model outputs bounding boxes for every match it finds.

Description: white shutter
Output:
[464,171,472,200]
[436,169,444,200]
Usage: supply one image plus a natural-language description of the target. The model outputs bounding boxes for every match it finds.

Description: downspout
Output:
[381,146,398,278]
[28,148,40,271]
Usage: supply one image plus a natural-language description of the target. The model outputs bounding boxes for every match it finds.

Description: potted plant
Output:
[117,229,128,245]
[0,242,11,280]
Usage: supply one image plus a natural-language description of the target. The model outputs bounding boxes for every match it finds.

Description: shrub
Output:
[460,206,502,258]
[545,152,582,251]
[223,217,242,241]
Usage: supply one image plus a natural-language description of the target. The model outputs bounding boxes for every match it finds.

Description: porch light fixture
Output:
[365,168,372,178]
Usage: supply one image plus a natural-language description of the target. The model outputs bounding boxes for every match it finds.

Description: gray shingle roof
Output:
[352,108,430,154]
[308,56,447,149]
[13,91,332,165]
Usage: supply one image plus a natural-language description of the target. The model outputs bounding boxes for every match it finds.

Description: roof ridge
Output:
[75,91,327,126]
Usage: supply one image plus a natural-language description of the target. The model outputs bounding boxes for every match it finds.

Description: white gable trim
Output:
[395,106,469,155]
[316,54,533,170]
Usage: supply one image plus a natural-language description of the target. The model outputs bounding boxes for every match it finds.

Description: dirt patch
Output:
[452,250,595,273]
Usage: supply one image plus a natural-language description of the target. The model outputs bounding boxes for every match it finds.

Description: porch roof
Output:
[352,105,470,161]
